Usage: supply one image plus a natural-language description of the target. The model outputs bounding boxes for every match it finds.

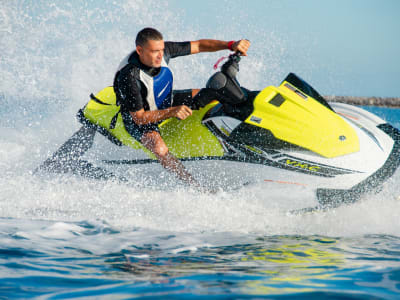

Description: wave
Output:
[1,1,399,237]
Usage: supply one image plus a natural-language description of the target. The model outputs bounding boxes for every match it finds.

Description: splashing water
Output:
[0,0,400,235]
[1,1,400,298]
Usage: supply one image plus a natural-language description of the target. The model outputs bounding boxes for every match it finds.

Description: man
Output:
[114,27,250,188]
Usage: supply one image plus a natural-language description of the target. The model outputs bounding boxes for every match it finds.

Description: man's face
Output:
[137,39,165,68]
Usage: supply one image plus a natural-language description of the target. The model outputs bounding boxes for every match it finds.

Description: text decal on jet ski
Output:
[279,158,359,177]
[284,83,307,99]
[250,116,262,124]
[285,159,320,172]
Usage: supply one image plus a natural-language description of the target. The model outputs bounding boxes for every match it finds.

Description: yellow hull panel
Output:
[83,87,224,159]
[245,82,359,158]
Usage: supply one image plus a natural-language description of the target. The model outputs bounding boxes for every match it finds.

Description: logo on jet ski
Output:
[278,158,358,177]
[250,116,262,124]
[284,159,320,172]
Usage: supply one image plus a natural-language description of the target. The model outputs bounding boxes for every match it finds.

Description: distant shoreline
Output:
[325,96,400,108]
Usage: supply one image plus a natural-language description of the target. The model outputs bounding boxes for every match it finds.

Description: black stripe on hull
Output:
[102,145,357,179]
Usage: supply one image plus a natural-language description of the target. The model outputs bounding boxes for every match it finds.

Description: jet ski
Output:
[38,53,400,209]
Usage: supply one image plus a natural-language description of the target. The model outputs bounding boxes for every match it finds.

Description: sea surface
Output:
[1,1,400,299]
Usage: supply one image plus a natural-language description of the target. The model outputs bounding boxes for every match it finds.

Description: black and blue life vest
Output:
[116,51,174,110]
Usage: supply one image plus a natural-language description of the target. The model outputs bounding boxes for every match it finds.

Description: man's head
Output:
[136,27,164,68]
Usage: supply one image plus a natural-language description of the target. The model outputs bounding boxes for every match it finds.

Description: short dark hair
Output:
[135,27,163,47]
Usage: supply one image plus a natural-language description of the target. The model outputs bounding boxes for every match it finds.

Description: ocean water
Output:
[1,1,400,299]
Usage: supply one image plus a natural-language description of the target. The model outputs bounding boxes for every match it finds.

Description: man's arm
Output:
[130,106,193,125]
[190,39,250,55]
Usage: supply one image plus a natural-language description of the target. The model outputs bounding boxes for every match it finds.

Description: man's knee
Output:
[141,131,169,157]
[153,143,169,157]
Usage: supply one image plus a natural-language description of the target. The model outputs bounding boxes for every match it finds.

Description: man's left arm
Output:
[190,39,250,56]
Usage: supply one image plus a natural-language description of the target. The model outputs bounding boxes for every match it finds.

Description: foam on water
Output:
[1,161,400,237]
[1,0,400,239]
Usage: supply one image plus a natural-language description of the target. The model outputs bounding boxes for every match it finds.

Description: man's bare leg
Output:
[141,131,200,187]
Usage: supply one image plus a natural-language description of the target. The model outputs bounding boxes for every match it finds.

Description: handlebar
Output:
[229,52,242,63]
[221,52,241,79]
[206,52,246,107]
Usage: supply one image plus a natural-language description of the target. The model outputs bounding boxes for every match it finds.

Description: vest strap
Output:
[89,93,120,130]
[90,93,111,106]
[109,109,120,130]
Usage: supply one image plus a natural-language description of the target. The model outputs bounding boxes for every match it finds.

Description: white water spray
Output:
[1,1,399,237]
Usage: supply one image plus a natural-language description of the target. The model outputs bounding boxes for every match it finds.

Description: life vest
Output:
[116,51,174,110]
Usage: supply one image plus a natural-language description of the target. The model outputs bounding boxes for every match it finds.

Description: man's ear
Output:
[136,45,142,55]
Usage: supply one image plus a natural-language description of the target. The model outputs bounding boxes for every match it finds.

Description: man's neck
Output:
[134,52,160,76]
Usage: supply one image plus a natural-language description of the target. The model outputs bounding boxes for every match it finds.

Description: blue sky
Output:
[169,0,400,97]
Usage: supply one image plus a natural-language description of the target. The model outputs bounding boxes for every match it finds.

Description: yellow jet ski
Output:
[38,54,400,209]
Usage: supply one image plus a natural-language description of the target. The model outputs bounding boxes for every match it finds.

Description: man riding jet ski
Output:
[39,28,250,188]
[109,28,250,189]
[38,29,400,209]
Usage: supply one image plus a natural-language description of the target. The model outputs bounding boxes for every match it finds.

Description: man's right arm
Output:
[190,39,250,56]
[130,106,193,125]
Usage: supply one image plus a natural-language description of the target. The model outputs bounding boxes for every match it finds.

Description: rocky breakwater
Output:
[325,96,400,107]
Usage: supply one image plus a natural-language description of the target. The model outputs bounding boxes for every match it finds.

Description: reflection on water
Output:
[1,218,400,298]
[241,237,343,295]
[118,235,400,296]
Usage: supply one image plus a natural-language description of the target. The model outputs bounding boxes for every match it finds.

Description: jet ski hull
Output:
[36,55,400,210]
[38,103,400,210]
[84,102,399,209]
